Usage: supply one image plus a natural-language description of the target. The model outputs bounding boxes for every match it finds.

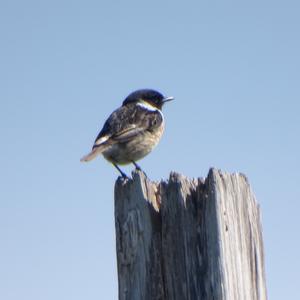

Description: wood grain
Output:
[114,168,267,300]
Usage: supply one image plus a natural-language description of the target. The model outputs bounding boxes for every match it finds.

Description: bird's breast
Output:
[103,122,164,165]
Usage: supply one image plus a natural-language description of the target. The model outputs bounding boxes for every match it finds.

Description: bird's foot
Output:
[132,161,142,171]
[120,172,129,179]
[132,161,147,177]
[113,164,129,179]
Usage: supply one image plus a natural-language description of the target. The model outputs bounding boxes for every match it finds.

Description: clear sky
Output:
[1,0,299,299]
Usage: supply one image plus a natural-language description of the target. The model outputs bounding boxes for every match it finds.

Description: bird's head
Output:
[123,89,174,110]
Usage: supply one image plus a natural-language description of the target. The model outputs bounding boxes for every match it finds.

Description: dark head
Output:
[122,89,174,110]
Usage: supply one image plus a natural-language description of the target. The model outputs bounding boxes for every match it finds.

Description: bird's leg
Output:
[113,163,128,178]
[132,161,148,177]
[132,161,142,171]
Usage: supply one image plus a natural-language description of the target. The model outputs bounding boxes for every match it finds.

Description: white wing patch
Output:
[94,135,109,145]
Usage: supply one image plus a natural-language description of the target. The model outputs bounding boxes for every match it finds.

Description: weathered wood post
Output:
[114,168,267,300]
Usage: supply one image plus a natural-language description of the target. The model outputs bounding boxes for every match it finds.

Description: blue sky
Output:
[1,1,299,299]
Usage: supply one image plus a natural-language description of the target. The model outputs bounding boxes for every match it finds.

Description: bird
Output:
[80,89,174,177]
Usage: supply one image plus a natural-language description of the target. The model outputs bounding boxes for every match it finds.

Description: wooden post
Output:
[114,168,267,300]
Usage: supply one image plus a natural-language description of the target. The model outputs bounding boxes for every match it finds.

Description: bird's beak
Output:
[162,96,174,104]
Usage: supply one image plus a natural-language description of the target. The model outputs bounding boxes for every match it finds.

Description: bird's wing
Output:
[92,103,163,149]
[111,124,145,142]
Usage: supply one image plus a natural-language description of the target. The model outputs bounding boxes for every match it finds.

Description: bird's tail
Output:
[80,146,106,162]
